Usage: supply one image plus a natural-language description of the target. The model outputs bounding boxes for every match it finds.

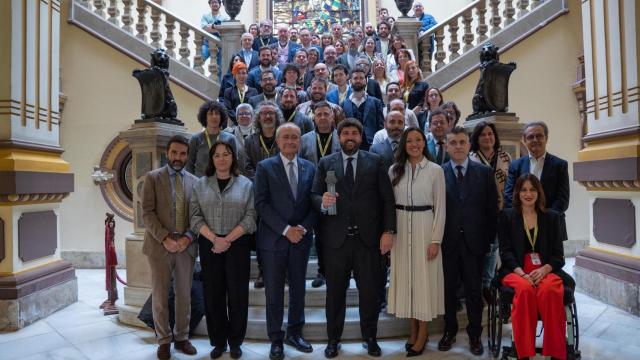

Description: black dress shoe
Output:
[270,340,284,360]
[404,342,413,351]
[324,340,340,358]
[438,333,456,351]
[284,334,313,353]
[362,338,382,357]
[406,345,425,357]
[230,346,242,359]
[469,336,484,356]
[254,272,265,289]
[311,273,325,288]
[210,345,227,359]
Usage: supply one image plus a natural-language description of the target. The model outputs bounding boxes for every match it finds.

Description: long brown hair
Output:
[512,173,546,213]
[204,141,240,177]
[401,60,421,92]
[391,128,434,186]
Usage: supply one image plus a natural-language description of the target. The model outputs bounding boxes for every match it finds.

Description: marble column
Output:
[393,17,421,64]
[117,122,190,326]
[217,22,245,76]
[0,0,76,331]
[572,0,640,315]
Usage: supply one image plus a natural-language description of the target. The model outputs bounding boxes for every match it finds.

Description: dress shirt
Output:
[279,153,303,235]
[242,48,253,65]
[167,165,193,239]
[529,152,546,179]
[342,150,359,179]
[349,92,368,107]
[449,157,469,177]
[190,175,257,237]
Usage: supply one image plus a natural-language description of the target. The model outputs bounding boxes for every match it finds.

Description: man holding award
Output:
[311,118,397,358]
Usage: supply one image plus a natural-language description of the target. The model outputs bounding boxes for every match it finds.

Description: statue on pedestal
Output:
[394,0,413,17]
[469,43,517,119]
[132,49,182,125]
[223,0,243,21]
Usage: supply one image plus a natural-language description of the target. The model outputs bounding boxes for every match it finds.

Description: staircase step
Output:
[249,279,360,307]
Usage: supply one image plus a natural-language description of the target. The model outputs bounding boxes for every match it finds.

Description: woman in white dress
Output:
[387,128,446,357]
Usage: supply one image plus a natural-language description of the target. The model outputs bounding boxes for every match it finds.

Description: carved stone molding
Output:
[577,180,640,191]
[98,136,134,222]
[0,193,69,204]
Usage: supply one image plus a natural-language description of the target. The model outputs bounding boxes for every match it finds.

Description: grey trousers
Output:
[147,250,195,345]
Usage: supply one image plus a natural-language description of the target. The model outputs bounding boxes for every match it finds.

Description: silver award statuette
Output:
[325,170,338,216]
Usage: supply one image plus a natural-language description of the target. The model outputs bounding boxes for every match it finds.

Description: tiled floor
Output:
[1,258,639,359]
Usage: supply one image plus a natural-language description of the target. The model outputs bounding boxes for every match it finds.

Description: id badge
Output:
[524,252,542,273]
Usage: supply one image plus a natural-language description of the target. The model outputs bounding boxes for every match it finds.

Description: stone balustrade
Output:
[78,0,222,81]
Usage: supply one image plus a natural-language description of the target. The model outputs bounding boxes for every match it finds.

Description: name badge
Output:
[530,253,542,265]
[524,252,542,274]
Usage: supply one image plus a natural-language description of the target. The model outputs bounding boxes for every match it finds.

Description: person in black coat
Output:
[400,60,429,110]
[218,56,245,101]
[503,121,570,239]
[311,119,396,358]
[223,62,258,126]
[438,126,497,356]
[252,19,277,51]
[497,173,571,360]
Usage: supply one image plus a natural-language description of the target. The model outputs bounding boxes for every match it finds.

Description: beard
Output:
[340,139,360,155]
[351,83,366,92]
[311,93,325,102]
[169,160,185,172]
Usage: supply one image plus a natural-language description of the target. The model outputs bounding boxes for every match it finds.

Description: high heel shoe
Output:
[406,345,425,357]
[404,342,413,351]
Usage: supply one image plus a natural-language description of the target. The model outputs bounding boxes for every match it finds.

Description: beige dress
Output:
[387,157,446,321]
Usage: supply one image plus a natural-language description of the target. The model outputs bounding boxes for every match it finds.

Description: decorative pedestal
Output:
[464,112,524,159]
[217,22,245,76]
[116,121,191,326]
[393,18,421,62]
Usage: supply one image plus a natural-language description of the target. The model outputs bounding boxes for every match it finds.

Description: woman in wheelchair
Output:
[497,173,571,360]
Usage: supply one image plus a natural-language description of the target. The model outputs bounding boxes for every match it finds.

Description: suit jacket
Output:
[243,133,279,180]
[235,49,260,70]
[503,153,570,239]
[341,96,384,150]
[218,73,235,100]
[366,78,384,102]
[311,151,396,248]
[442,159,498,256]
[223,85,258,124]
[326,86,351,105]
[497,208,574,287]
[142,166,198,258]
[299,129,341,164]
[247,66,282,93]
[405,81,429,109]
[252,35,277,51]
[254,155,317,250]
[288,111,315,135]
[369,138,395,171]
[285,42,302,62]
[248,93,280,110]
[427,137,450,165]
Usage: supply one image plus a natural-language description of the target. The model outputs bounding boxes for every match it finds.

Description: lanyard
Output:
[237,87,245,103]
[478,150,497,171]
[287,111,296,123]
[259,134,275,156]
[316,132,333,157]
[204,129,219,149]
[260,36,269,47]
[523,215,538,251]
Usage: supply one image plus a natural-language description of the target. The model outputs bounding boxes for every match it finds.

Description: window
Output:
[272,0,362,32]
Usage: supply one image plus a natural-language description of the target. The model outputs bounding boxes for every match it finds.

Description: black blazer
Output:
[252,35,277,51]
[366,79,384,102]
[503,153,570,239]
[234,50,260,70]
[497,208,573,287]
[405,81,429,110]
[223,86,258,125]
[311,151,396,249]
[442,159,498,256]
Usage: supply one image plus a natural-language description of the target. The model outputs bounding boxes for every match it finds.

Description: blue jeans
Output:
[482,236,500,289]
[202,40,222,80]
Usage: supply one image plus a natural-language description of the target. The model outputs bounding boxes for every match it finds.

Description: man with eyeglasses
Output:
[426,108,451,165]
[252,19,277,51]
[248,70,279,108]
[503,121,570,239]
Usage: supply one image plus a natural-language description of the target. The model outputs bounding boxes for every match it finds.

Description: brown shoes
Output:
[157,344,171,360]
[175,340,198,355]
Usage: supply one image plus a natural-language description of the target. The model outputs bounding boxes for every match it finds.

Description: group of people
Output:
[143,2,573,360]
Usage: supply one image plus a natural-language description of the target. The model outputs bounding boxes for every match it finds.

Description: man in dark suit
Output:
[236,33,260,71]
[255,123,317,360]
[252,19,277,51]
[311,119,396,358]
[438,127,498,356]
[247,47,282,93]
[341,68,384,151]
[142,136,198,360]
[279,86,314,135]
[426,109,451,165]
[504,121,570,239]
[354,57,384,102]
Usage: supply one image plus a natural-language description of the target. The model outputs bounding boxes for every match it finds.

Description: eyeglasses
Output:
[431,121,447,126]
[261,111,277,116]
[525,134,545,141]
[237,112,252,116]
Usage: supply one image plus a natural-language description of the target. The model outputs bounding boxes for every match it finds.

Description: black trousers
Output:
[313,224,325,276]
[324,234,382,341]
[442,242,484,338]
[199,234,250,347]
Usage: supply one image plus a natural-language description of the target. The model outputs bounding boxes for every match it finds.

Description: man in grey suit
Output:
[438,126,498,356]
[311,119,397,358]
[370,110,405,170]
[299,101,341,289]
[142,135,198,360]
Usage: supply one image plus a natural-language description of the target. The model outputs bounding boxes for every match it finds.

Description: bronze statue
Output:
[223,0,242,21]
[132,49,182,125]
[395,0,413,17]
[469,43,517,118]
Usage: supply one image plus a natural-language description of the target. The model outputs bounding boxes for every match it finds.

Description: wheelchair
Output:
[487,274,581,359]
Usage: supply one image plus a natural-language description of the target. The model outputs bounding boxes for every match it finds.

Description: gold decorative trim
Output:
[579,180,640,191]
[35,0,41,129]
[0,193,69,205]
[618,0,628,113]
[0,148,71,173]
[589,0,599,120]
[603,0,612,117]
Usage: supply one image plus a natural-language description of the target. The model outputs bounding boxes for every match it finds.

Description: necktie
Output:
[345,157,355,194]
[436,141,444,164]
[288,161,297,200]
[175,173,185,233]
[456,165,464,184]
[391,140,398,152]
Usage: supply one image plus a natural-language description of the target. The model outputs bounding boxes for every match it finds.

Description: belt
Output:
[395,205,433,212]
